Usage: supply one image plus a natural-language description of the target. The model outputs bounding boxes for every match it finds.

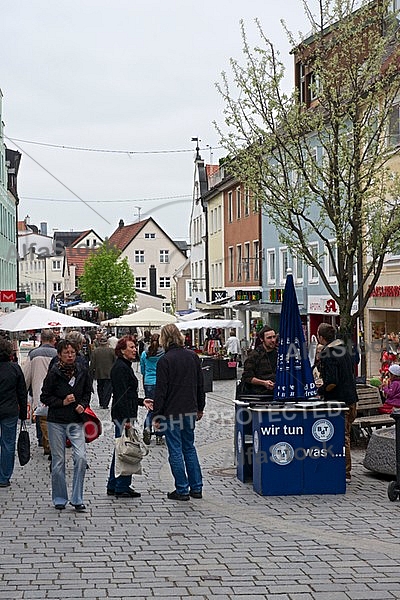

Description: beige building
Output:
[108,218,187,313]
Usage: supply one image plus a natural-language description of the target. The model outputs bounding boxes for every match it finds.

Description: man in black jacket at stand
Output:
[240,326,278,397]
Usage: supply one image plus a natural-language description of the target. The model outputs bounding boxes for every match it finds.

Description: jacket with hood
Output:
[140,347,164,386]
[23,343,57,410]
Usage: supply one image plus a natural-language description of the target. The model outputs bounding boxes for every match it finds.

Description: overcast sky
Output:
[1,0,314,242]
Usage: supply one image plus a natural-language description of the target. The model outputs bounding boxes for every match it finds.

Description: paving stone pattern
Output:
[1,374,400,599]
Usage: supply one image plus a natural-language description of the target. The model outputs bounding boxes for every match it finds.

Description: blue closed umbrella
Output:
[274,272,318,402]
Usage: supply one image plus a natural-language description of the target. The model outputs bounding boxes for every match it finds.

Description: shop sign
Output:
[372,285,400,297]
[235,290,261,302]
[0,290,16,302]
[211,290,228,301]
[269,289,284,303]
[308,295,339,315]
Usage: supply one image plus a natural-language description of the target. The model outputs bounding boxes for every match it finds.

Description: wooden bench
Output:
[352,385,394,441]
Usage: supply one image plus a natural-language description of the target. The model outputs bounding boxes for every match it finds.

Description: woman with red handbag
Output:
[41,339,92,512]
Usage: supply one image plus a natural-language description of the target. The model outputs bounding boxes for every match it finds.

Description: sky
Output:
[1,0,314,243]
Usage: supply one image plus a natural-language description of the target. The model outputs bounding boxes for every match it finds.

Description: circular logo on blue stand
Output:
[271,442,294,465]
[312,419,334,442]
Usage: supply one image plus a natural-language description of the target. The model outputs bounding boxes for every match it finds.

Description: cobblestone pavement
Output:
[1,374,400,600]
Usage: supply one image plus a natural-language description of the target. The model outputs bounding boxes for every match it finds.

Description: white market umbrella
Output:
[176,318,243,330]
[100,317,121,327]
[0,305,99,332]
[116,307,177,327]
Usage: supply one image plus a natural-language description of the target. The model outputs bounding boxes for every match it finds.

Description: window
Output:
[308,242,319,283]
[145,232,156,239]
[135,250,145,263]
[217,205,222,230]
[53,282,62,292]
[162,303,171,313]
[244,188,250,216]
[228,246,234,282]
[389,103,400,147]
[159,250,169,263]
[136,277,147,289]
[52,260,61,271]
[279,247,289,283]
[299,62,306,104]
[309,72,320,101]
[237,245,242,281]
[325,242,337,282]
[86,239,90,246]
[244,242,250,281]
[294,254,303,284]
[253,241,260,280]
[228,191,233,222]
[267,249,276,284]
[93,239,97,247]
[236,187,241,219]
[253,194,260,213]
[159,277,171,288]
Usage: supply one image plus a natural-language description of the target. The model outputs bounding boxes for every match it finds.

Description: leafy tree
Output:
[216,0,400,347]
[79,243,136,317]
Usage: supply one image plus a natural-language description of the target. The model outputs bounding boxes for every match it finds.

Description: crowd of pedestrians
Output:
[0,325,206,509]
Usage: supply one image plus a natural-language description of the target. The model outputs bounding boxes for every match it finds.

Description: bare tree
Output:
[216,0,400,343]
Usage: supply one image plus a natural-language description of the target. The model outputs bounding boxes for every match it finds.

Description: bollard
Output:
[388,410,400,502]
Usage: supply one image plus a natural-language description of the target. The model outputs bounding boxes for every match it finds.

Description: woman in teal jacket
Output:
[140,333,164,445]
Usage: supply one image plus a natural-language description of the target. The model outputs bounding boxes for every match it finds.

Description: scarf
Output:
[58,360,76,381]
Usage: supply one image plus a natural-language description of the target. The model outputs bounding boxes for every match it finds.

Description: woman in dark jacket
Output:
[41,339,92,511]
[0,338,28,488]
[107,336,147,498]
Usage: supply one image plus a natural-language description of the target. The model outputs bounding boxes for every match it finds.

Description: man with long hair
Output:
[152,324,205,501]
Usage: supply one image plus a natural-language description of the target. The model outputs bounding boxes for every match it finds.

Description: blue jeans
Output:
[144,384,162,437]
[0,416,18,484]
[164,414,202,495]
[107,423,132,493]
[47,422,87,506]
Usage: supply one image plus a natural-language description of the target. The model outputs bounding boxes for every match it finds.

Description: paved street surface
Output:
[1,373,400,600]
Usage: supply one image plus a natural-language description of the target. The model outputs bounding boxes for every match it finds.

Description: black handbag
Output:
[17,421,31,466]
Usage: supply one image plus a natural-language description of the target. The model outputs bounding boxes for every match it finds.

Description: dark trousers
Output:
[97,379,112,408]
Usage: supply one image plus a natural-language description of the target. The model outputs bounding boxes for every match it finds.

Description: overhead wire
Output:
[6,136,223,156]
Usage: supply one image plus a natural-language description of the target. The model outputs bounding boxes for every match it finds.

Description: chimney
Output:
[119,219,124,228]
[40,222,48,236]
[149,265,157,295]
[25,215,30,225]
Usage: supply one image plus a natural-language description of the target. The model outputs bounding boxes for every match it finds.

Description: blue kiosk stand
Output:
[250,403,347,496]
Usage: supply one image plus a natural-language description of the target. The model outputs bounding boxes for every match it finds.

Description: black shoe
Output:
[55,504,66,510]
[189,490,202,499]
[70,503,86,512]
[0,481,10,488]
[167,490,190,501]
[47,454,52,461]
[115,489,141,498]
[143,428,151,445]
[106,488,115,496]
